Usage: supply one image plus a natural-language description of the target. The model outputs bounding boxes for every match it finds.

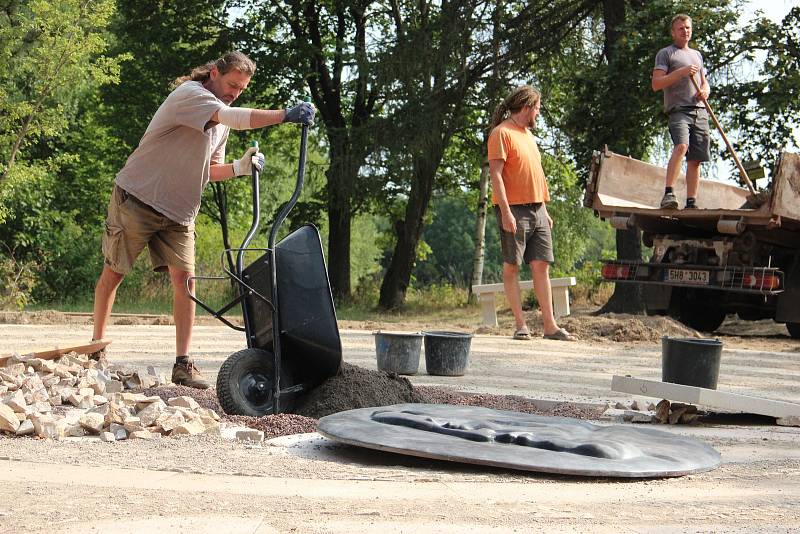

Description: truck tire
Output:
[787,323,800,339]
[216,348,295,416]
[678,303,726,333]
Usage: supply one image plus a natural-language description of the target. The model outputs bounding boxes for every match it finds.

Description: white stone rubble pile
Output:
[0,352,220,440]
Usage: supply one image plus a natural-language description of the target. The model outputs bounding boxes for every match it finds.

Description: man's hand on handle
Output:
[233,146,265,176]
[284,102,316,126]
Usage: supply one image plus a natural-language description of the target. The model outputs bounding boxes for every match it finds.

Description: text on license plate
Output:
[666,269,709,285]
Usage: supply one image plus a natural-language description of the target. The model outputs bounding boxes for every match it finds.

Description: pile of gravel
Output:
[292,362,424,419]
[415,386,605,420]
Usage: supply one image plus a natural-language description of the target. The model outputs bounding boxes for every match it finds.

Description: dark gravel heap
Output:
[292,362,425,419]
[414,386,605,420]
[141,364,604,438]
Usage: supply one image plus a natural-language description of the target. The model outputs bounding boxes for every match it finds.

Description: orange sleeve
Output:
[487,128,506,161]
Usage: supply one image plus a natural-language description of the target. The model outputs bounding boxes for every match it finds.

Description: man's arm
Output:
[696,69,710,101]
[209,163,236,182]
[489,159,516,234]
[651,64,699,92]
[210,108,285,128]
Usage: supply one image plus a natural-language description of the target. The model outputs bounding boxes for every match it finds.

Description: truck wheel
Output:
[678,305,726,333]
[787,323,800,339]
[216,348,295,416]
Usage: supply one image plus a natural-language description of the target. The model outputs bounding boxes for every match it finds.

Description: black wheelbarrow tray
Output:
[188,128,342,416]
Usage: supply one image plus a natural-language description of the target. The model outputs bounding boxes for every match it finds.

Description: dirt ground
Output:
[1,309,799,532]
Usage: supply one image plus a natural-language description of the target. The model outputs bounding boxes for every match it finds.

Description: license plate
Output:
[666,269,709,285]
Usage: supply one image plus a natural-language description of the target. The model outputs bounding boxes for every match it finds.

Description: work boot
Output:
[660,192,679,209]
[172,359,210,389]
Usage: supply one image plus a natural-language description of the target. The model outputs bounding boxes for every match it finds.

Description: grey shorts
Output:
[668,107,710,162]
[494,203,554,265]
[102,185,195,275]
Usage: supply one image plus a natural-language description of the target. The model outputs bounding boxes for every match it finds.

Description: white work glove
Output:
[233,146,265,176]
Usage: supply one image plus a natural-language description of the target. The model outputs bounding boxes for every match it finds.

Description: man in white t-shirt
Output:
[90,51,315,388]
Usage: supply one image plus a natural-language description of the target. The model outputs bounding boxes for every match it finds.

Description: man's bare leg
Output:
[92,266,124,341]
[531,260,558,335]
[686,159,700,199]
[502,262,526,330]
[665,144,688,188]
[169,267,195,356]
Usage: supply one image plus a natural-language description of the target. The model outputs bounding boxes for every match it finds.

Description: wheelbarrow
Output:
[188,125,342,416]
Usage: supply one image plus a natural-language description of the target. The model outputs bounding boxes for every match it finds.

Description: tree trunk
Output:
[378,157,438,310]
[325,133,359,301]
[599,228,645,314]
[468,158,491,302]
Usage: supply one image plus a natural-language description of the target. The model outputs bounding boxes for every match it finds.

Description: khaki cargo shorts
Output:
[102,185,195,274]
[494,203,554,265]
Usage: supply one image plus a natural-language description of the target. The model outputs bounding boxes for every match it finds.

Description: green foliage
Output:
[0,0,126,179]
[717,6,800,169]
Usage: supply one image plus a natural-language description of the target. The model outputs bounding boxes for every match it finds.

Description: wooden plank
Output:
[611,375,800,418]
[0,339,111,367]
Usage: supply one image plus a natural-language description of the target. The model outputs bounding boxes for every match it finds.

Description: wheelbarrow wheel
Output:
[216,348,295,416]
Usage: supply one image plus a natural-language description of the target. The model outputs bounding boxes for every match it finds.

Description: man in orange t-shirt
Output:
[487,85,576,341]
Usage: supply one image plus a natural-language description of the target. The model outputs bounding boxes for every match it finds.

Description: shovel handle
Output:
[689,75,756,195]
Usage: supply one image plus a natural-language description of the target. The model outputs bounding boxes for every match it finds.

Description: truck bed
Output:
[584,148,800,240]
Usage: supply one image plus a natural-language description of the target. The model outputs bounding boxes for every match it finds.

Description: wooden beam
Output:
[0,339,111,367]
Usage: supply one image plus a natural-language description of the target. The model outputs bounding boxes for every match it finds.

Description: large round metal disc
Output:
[317,403,720,478]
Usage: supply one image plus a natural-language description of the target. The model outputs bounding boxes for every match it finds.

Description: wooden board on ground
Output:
[0,339,111,367]
[611,375,800,419]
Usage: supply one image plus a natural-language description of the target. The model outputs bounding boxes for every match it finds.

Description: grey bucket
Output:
[423,331,473,376]
[661,336,722,390]
[374,331,423,375]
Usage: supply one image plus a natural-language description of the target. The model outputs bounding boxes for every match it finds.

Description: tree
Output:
[238,0,386,300]
[717,6,800,169]
[0,0,123,182]
[376,0,599,309]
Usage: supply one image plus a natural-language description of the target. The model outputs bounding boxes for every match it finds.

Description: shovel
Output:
[689,75,768,207]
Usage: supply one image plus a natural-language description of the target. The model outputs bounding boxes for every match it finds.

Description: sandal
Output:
[543,327,578,341]
[513,327,532,340]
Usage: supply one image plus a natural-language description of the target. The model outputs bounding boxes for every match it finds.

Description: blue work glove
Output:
[283,102,315,126]
[233,146,265,176]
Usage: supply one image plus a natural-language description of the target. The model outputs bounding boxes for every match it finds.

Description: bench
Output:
[471,277,577,327]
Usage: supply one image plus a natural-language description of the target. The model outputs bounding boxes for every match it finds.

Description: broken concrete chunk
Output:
[110,423,128,440]
[15,419,34,436]
[655,399,670,424]
[0,404,20,433]
[235,429,264,442]
[129,430,159,440]
[167,396,200,410]
[104,380,123,394]
[123,417,144,433]
[100,431,116,442]
[170,418,206,436]
[3,390,27,412]
[668,406,689,425]
[79,412,105,434]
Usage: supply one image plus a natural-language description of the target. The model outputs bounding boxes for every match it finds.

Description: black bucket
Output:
[423,331,473,376]
[374,331,423,375]
[661,336,722,390]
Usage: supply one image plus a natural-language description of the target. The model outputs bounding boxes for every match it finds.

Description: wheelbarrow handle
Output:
[269,124,309,249]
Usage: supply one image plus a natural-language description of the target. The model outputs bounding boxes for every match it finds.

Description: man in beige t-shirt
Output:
[91,51,315,389]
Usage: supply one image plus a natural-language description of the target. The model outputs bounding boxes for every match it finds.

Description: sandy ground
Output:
[1,312,799,532]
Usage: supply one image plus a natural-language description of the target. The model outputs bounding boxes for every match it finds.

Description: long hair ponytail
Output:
[489,85,541,130]
[171,51,256,88]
